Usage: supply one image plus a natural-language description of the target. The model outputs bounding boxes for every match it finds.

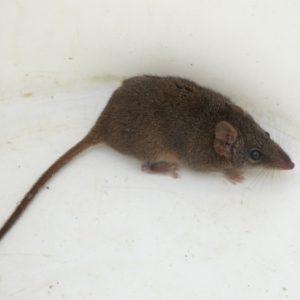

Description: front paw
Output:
[223,170,245,185]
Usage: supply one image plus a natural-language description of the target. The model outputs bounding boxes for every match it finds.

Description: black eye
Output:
[265,131,270,137]
[251,150,261,161]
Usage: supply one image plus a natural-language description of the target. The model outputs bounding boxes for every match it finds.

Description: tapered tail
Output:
[0,136,98,241]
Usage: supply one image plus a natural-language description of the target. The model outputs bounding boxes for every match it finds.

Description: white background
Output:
[0,1,300,299]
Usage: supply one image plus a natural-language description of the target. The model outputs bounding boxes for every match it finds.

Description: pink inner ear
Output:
[215,121,238,141]
[227,133,235,145]
[214,121,239,158]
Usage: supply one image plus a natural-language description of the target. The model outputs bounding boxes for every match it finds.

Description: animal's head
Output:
[214,104,294,170]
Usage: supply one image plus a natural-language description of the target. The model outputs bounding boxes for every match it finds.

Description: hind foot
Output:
[142,161,180,178]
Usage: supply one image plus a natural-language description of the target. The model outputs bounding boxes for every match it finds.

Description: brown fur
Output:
[0,75,294,241]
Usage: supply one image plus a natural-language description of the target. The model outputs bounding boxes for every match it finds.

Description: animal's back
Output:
[92,76,231,168]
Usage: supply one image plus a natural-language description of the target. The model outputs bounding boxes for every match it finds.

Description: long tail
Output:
[0,136,98,241]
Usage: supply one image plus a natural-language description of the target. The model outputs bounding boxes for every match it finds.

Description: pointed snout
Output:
[273,160,295,170]
[285,162,295,170]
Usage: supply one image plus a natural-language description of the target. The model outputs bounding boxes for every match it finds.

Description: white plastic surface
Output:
[1,1,300,300]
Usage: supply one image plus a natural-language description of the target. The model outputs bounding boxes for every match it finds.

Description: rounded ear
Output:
[228,103,245,115]
[214,121,239,159]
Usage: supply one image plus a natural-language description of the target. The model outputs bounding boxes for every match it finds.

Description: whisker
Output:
[260,168,270,195]
[248,168,268,198]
